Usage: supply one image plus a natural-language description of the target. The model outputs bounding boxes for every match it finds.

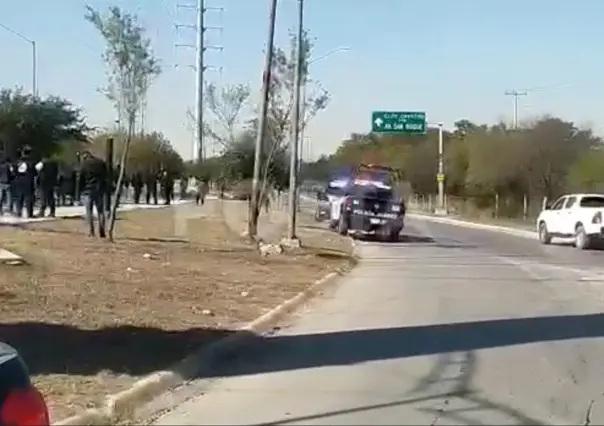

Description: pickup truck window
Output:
[550,197,566,210]
[580,196,604,208]
[564,197,577,208]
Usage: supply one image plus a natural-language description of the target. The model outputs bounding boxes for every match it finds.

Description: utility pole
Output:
[175,1,223,162]
[286,0,304,242]
[249,0,278,238]
[298,83,307,176]
[505,89,527,129]
[194,0,204,163]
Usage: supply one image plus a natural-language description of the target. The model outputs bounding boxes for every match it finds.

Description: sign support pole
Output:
[427,121,445,213]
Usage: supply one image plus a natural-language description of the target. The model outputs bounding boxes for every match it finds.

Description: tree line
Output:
[302,117,604,218]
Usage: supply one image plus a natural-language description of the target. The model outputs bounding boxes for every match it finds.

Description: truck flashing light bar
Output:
[353,179,391,189]
[328,179,350,188]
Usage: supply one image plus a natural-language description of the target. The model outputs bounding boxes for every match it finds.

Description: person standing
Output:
[78,151,108,238]
[13,146,36,218]
[160,168,174,205]
[131,170,143,204]
[193,176,202,205]
[179,176,188,200]
[36,157,58,217]
[144,168,158,205]
[0,156,14,215]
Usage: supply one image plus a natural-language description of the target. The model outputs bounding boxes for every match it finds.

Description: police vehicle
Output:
[326,164,406,241]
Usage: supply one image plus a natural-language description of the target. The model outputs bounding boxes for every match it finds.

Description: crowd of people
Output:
[0,146,208,237]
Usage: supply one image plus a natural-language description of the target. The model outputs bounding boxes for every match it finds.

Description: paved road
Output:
[150,216,604,425]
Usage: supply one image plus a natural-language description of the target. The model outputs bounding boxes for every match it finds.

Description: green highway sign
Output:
[372,111,426,134]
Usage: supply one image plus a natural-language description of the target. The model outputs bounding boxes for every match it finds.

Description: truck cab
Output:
[537,193,604,249]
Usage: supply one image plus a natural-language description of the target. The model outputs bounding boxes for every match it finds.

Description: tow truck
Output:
[327,164,406,241]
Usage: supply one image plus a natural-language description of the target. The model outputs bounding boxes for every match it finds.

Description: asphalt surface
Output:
[150,215,604,425]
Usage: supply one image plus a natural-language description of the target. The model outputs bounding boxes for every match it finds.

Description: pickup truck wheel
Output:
[538,222,551,244]
[575,224,591,250]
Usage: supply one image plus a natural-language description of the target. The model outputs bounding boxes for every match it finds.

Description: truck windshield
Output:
[580,196,604,207]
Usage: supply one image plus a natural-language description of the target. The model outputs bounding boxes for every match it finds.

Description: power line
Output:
[504,90,527,129]
[174,0,223,162]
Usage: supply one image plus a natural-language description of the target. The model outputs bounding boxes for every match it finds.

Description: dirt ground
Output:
[0,201,353,422]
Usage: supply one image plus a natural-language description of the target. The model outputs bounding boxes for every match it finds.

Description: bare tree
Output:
[85,5,161,240]
[203,83,251,151]
[246,29,330,235]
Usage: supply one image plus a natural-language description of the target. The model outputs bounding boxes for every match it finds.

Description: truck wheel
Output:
[388,229,400,242]
[538,222,551,245]
[575,224,591,250]
[337,215,348,235]
[328,220,337,230]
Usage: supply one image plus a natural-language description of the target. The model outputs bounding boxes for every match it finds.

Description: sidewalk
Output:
[0,198,199,226]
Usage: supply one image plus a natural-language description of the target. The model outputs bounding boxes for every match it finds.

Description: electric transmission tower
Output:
[174,0,223,162]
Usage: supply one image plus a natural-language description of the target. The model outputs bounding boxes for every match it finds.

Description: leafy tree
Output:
[567,148,604,192]
[85,5,161,240]
[0,89,89,161]
[90,131,184,176]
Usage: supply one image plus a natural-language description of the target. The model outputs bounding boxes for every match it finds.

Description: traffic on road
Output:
[150,211,604,425]
[145,167,604,425]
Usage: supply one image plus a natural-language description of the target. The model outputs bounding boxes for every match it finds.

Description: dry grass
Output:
[0,201,353,422]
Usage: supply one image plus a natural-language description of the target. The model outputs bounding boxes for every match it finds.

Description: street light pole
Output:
[0,23,37,96]
[31,40,37,97]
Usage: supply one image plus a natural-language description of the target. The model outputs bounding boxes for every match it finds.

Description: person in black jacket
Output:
[144,169,158,205]
[36,157,58,217]
[131,171,143,204]
[159,168,174,205]
[78,151,108,238]
[13,146,36,218]
[0,156,14,215]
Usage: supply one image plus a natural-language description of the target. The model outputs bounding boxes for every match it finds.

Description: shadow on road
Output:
[0,322,234,377]
[206,312,604,379]
[4,314,599,424]
[6,312,604,381]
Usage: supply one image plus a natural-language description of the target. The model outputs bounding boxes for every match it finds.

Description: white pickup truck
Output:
[537,193,604,249]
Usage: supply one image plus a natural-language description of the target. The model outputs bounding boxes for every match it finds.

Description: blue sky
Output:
[2,0,604,160]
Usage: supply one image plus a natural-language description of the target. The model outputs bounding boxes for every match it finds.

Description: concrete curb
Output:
[407,212,537,239]
[54,258,358,426]
[0,248,24,264]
